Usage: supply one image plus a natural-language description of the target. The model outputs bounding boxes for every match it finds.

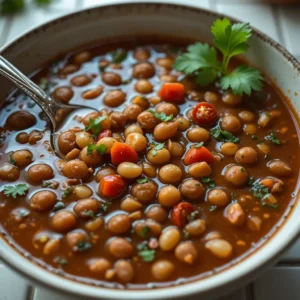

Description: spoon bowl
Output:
[0,55,96,157]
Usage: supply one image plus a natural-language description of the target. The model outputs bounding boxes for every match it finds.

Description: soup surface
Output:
[0,38,299,289]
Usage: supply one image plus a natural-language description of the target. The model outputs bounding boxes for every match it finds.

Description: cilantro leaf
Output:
[137,178,149,184]
[0,0,25,15]
[196,68,218,86]
[62,187,73,198]
[111,49,127,63]
[87,143,107,155]
[211,125,240,143]
[174,42,220,75]
[250,180,270,199]
[151,142,165,157]
[202,177,216,188]
[52,202,65,212]
[75,241,92,252]
[81,210,96,219]
[138,249,156,262]
[148,110,173,122]
[139,225,151,239]
[266,132,281,145]
[4,184,29,198]
[85,116,107,136]
[194,142,204,148]
[221,65,263,96]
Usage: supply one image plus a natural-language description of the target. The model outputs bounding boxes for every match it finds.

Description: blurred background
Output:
[0,0,299,300]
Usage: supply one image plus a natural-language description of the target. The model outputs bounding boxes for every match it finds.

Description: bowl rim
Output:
[0,1,300,299]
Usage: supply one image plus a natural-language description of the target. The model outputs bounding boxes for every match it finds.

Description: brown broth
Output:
[0,38,299,289]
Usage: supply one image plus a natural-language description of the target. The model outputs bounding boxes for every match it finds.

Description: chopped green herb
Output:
[187,211,199,222]
[52,202,65,212]
[151,142,165,157]
[53,256,68,265]
[76,240,92,252]
[241,168,245,173]
[248,176,255,186]
[231,193,237,200]
[9,154,16,165]
[81,210,96,218]
[264,154,271,161]
[0,0,25,15]
[261,202,279,209]
[99,203,109,213]
[183,230,190,240]
[4,184,29,198]
[202,177,216,188]
[62,187,73,198]
[137,241,148,251]
[87,143,107,155]
[173,18,263,95]
[250,180,270,199]
[139,225,151,239]
[211,125,239,143]
[194,142,204,148]
[85,116,107,136]
[251,135,258,140]
[148,110,173,122]
[266,132,281,145]
[138,249,156,262]
[42,180,58,189]
[209,205,217,212]
[137,178,149,184]
[111,49,128,63]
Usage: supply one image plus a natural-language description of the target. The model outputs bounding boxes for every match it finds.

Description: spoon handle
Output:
[0,55,65,130]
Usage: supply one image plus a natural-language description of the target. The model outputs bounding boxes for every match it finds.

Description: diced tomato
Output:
[97,129,112,140]
[171,202,195,228]
[111,142,138,165]
[99,175,127,198]
[192,102,217,125]
[184,146,214,165]
[159,83,185,103]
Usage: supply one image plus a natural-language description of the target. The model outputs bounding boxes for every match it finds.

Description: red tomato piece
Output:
[99,175,127,198]
[171,202,195,228]
[184,146,214,165]
[111,142,138,165]
[97,129,112,140]
[159,83,185,103]
[192,102,217,125]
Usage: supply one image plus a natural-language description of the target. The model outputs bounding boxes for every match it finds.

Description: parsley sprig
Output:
[4,184,29,198]
[151,142,165,157]
[148,110,173,122]
[137,241,156,262]
[266,132,281,145]
[174,18,263,96]
[211,125,239,143]
[85,116,107,137]
[87,143,107,155]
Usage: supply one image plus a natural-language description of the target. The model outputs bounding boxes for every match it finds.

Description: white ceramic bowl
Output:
[0,2,299,300]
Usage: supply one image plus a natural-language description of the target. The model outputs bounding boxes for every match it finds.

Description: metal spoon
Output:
[0,55,96,157]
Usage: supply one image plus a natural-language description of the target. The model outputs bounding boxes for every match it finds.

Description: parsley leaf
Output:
[148,110,173,122]
[209,205,217,212]
[87,143,107,155]
[85,116,107,136]
[221,65,263,96]
[151,142,165,157]
[4,184,29,198]
[0,0,25,15]
[139,225,151,239]
[137,178,149,184]
[9,154,16,165]
[250,180,270,199]
[52,202,65,212]
[194,142,204,148]
[266,132,281,145]
[137,241,156,262]
[111,49,127,63]
[75,241,92,252]
[81,210,96,219]
[62,187,73,198]
[202,177,216,188]
[211,125,239,143]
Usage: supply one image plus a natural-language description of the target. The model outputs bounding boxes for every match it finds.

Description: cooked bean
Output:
[147,148,170,165]
[108,238,133,258]
[207,188,229,206]
[158,185,180,207]
[180,179,205,201]
[58,131,76,154]
[0,163,20,182]
[166,140,185,157]
[222,92,242,105]
[112,132,123,142]
[6,111,36,130]
[16,132,29,144]
[257,143,270,155]
[117,162,142,179]
[258,112,271,127]
[107,214,131,234]
[153,122,178,141]
[157,57,174,69]
[142,162,157,178]
[104,90,126,107]
[247,216,262,232]
[225,165,248,186]
[185,219,206,236]
[74,185,93,199]
[221,115,241,133]
[124,124,143,138]
[71,75,91,86]
[176,116,190,131]
[220,143,239,156]
[74,198,99,218]
[95,167,115,182]
[82,86,103,99]
[159,164,182,184]
[52,211,76,232]
[188,162,212,178]
[204,91,219,103]
[175,242,197,264]
[152,260,174,281]
[59,64,79,75]
[75,132,94,149]
[125,133,147,152]
[110,112,127,129]
[135,79,153,94]
[43,238,61,255]
[160,74,177,82]
[97,137,117,154]
[205,239,233,259]
[10,150,33,168]
[123,104,142,122]
[137,111,157,129]
[85,217,104,232]
[235,147,258,164]
[73,51,91,64]
[187,127,210,143]
[146,205,168,223]
[131,180,158,203]
[239,110,255,123]
[66,230,88,249]
[268,160,292,177]
[102,72,122,86]
[27,164,54,184]
[114,260,134,283]
[121,197,142,213]
[159,227,180,251]
[128,211,143,221]
[89,258,112,275]
[82,112,102,126]
[156,103,178,116]
[63,160,89,179]
[28,130,43,145]
[204,231,222,241]
[224,203,245,226]
[135,219,162,237]
[80,146,103,167]
[53,86,74,103]
[133,62,155,79]
[134,48,150,60]
[244,124,257,135]
[30,191,57,211]
[132,95,150,110]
